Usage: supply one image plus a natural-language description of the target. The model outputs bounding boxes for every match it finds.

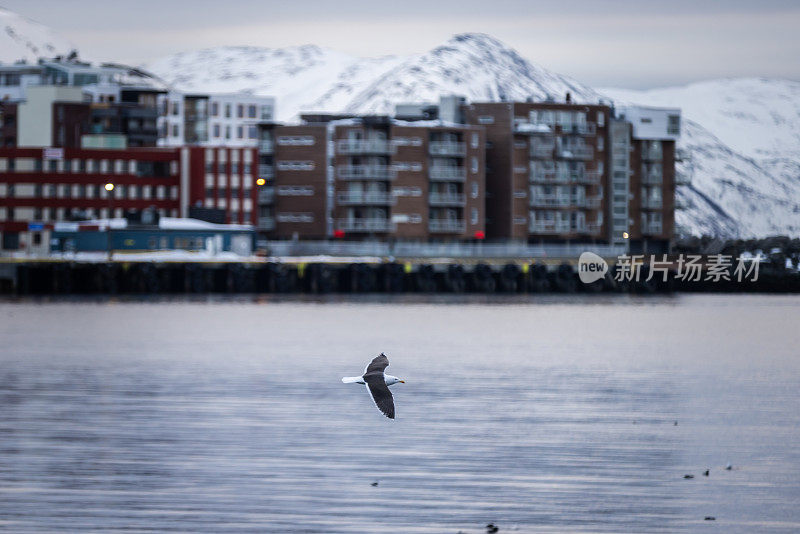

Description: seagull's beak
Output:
[400,380,405,383]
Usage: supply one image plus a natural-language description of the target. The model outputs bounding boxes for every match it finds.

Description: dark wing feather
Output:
[364,353,389,374]
[364,375,395,419]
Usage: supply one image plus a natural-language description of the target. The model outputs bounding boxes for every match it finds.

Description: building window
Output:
[237,126,243,139]
[471,208,479,225]
[211,102,218,117]
[477,116,494,124]
[225,126,231,139]
[213,124,220,138]
[248,125,257,139]
[471,132,479,148]
[237,104,244,118]
[224,104,231,118]
[471,156,478,174]
[172,124,180,137]
[667,114,681,135]
[471,182,479,199]
[597,112,605,127]
[248,105,256,118]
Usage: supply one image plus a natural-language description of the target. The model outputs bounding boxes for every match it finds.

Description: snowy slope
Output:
[148,34,597,121]
[147,45,403,122]
[0,7,76,63]
[603,80,800,238]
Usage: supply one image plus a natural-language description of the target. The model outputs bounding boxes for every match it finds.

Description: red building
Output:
[0,146,257,250]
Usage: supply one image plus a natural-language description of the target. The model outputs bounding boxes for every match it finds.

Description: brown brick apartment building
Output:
[256,116,486,241]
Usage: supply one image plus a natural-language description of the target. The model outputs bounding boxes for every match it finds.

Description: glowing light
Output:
[474,230,485,240]
[256,178,266,186]
[622,232,629,239]
[104,183,115,192]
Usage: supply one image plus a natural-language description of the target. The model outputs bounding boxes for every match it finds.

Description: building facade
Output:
[255,115,486,241]
[0,146,257,250]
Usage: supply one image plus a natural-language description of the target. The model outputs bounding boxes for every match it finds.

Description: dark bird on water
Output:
[684,474,694,479]
[486,524,499,533]
[342,353,405,419]
[703,469,710,476]
[370,481,379,487]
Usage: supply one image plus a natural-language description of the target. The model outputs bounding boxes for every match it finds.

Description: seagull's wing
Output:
[363,373,395,419]
[364,353,389,374]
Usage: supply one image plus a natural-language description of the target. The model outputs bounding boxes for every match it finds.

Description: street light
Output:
[256,178,266,186]
[105,183,114,261]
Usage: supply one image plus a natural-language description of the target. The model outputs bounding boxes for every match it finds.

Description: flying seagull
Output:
[342,353,404,419]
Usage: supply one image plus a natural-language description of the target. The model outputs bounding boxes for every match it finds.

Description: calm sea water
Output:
[0,295,799,533]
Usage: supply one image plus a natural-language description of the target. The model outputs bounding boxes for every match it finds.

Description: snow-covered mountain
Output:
[0,7,76,63]
[148,34,599,121]
[602,80,800,238]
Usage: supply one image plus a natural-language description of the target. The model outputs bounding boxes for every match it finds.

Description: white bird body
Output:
[341,374,402,386]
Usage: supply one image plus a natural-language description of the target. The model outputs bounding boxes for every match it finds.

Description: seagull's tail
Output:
[341,376,362,384]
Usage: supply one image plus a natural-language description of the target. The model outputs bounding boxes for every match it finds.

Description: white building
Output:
[158,93,275,148]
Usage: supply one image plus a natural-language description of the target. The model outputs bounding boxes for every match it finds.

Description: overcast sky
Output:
[5,0,800,89]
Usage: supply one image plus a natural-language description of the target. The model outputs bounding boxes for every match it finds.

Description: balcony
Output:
[641,168,662,185]
[529,219,571,234]
[258,164,274,179]
[336,218,395,233]
[642,221,663,235]
[337,191,395,206]
[513,120,553,135]
[337,138,393,155]
[558,145,594,160]
[429,141,466,157]
[429,167,466,182]
[530,169,558,183]
[428,192,466,206]
[566,170,601,184]
[530,194,571,208]
[337,164,396,181]
[642,147,663,162]
[259,139,274,154]
[257,186,275,204]
[573,195,603,209]
[258,216,275,231]
[573,222,603,235]
[530,143,555,159]
[429,219,466,233]
[559,122,596,136]
[641,197,663,210]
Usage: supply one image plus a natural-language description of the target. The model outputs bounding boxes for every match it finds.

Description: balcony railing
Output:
[530,143,555,159]
[530,195,571,208]
[558,146,594,160]
[529,220,601,234]
[530,169,557,183]
[429,141,466,157]
[258,216,275,231]
[258,139,274,154]
[337,138,393,155]
[337,165,396,181]
[529,220,572,234]
[428,192,466,206]
[641,221,663,234]
[257,187,275,204]
[429,219,466,233]
[641,197,663,210]
[642,147,663,162]
[336,218,395,232]
[336,191,395,205]
[559,122,596,136]
[572,196,603,209]
[429,167,466,182]
[641,168,663,185]
[513,121,553,135]
[258,164,274,179]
